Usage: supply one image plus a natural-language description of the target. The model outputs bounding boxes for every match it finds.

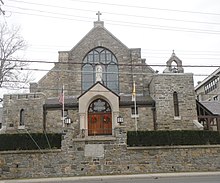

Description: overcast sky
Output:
[1,0,220,96]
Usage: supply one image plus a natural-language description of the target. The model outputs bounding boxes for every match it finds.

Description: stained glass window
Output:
[82,47,119,93]
[88,98,111,113]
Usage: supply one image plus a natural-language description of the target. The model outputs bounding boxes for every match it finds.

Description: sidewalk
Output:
[1,171,220,183]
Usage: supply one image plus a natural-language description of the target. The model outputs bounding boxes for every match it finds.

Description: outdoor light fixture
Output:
[64,116,71,124]
[117,115,124,125]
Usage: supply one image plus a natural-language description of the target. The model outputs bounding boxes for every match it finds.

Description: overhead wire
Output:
[10,0,220,16]
[2,84,220,96]
[4,1,220,35]
[5,2,220,26]
[2,1,220,92]
[67,0,220,16]
[2,58,220,67]
[4,10,220,35]
[24,45,220,57]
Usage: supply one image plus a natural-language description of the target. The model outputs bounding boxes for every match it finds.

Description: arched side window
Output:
[20,109,25,126]
[82,47,119,93]
[173,92,180,117]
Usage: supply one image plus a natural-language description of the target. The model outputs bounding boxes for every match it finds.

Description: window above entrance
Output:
[82,47,119,93]
[88,98,111,113]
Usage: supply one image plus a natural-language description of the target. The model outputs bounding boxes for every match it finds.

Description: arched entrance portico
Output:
[88,98,112,136]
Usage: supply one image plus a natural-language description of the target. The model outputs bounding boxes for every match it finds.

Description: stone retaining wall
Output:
[1,130,220,180]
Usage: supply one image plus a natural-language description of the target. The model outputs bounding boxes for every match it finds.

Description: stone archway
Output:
[88,98,112,136]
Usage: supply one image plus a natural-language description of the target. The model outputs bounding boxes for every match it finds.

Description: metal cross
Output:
[96,11,102,21]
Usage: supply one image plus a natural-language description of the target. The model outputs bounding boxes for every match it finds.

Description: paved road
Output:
[1,172,220,183]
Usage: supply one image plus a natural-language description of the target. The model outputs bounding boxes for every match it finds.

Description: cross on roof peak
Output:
[96,11,102,21]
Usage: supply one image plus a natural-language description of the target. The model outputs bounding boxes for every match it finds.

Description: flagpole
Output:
[132,81,137,131]
[62,85,65,127]
[134,92,137,132]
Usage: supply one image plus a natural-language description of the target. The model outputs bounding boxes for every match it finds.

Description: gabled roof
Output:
[70,21,129,52]
[78,81,119,100]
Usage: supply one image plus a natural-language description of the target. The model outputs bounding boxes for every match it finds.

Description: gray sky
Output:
[1,0,220,96]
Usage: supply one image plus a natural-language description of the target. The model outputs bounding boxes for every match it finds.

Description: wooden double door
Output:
[88,99,112,136]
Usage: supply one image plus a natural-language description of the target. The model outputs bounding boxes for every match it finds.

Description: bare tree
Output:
[0,23,32,89]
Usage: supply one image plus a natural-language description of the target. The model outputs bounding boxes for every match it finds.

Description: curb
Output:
[2,171,220,182]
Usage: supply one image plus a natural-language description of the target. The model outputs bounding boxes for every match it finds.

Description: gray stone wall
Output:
[36,63,71,98]
[150,73,197,130]
[130,49,154,96]
[45,109,79,134]
[120,107,154,131]
[2,93,45,133]
[34,25,154,99]
[1,128,220,180]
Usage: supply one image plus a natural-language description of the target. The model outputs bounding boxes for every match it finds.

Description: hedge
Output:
[127,130,220,147]
[0,133,62,151]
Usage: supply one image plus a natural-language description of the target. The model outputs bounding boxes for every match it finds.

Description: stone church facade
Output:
[1,20,198,136]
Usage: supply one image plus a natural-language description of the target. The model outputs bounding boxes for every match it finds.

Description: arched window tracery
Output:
[82,47,119,93]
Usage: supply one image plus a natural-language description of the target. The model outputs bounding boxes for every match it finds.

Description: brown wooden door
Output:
[88,112,112,135]
[88,99,112,136]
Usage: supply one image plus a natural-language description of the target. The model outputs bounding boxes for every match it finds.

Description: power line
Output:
[5,4,220,34]
[2,59,220,68]
[8,0,220,16]
[5,4,94,21]
[60,0,220,16]
[5,10,220,35]
[103,12,220,26]
[7,0,95,13]
[105,20,220,35]
[25,45,220,53]
[26,45,220,56]
[2,84,220,96]
[6,2,220,26]
[5,10,92,23]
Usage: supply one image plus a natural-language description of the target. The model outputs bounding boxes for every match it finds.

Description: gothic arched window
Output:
[82,47,119,93]
[20,109,25,126]
[173,91,180,117]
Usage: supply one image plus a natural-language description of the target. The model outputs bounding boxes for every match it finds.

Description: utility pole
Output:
[0,0,5,15]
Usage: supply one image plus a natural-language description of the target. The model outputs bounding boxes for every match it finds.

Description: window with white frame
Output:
[131,106,139,118]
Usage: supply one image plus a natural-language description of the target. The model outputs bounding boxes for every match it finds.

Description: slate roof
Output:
[119,95,155,107]
[44,95,155,109]
[45,96,78,109]
[200,101,220,115]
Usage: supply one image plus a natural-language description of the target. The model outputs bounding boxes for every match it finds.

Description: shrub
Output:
[127,130,220,147]
[0,133,62,151]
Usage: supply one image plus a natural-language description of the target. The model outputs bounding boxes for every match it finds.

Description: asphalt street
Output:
[1,172,220,183]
